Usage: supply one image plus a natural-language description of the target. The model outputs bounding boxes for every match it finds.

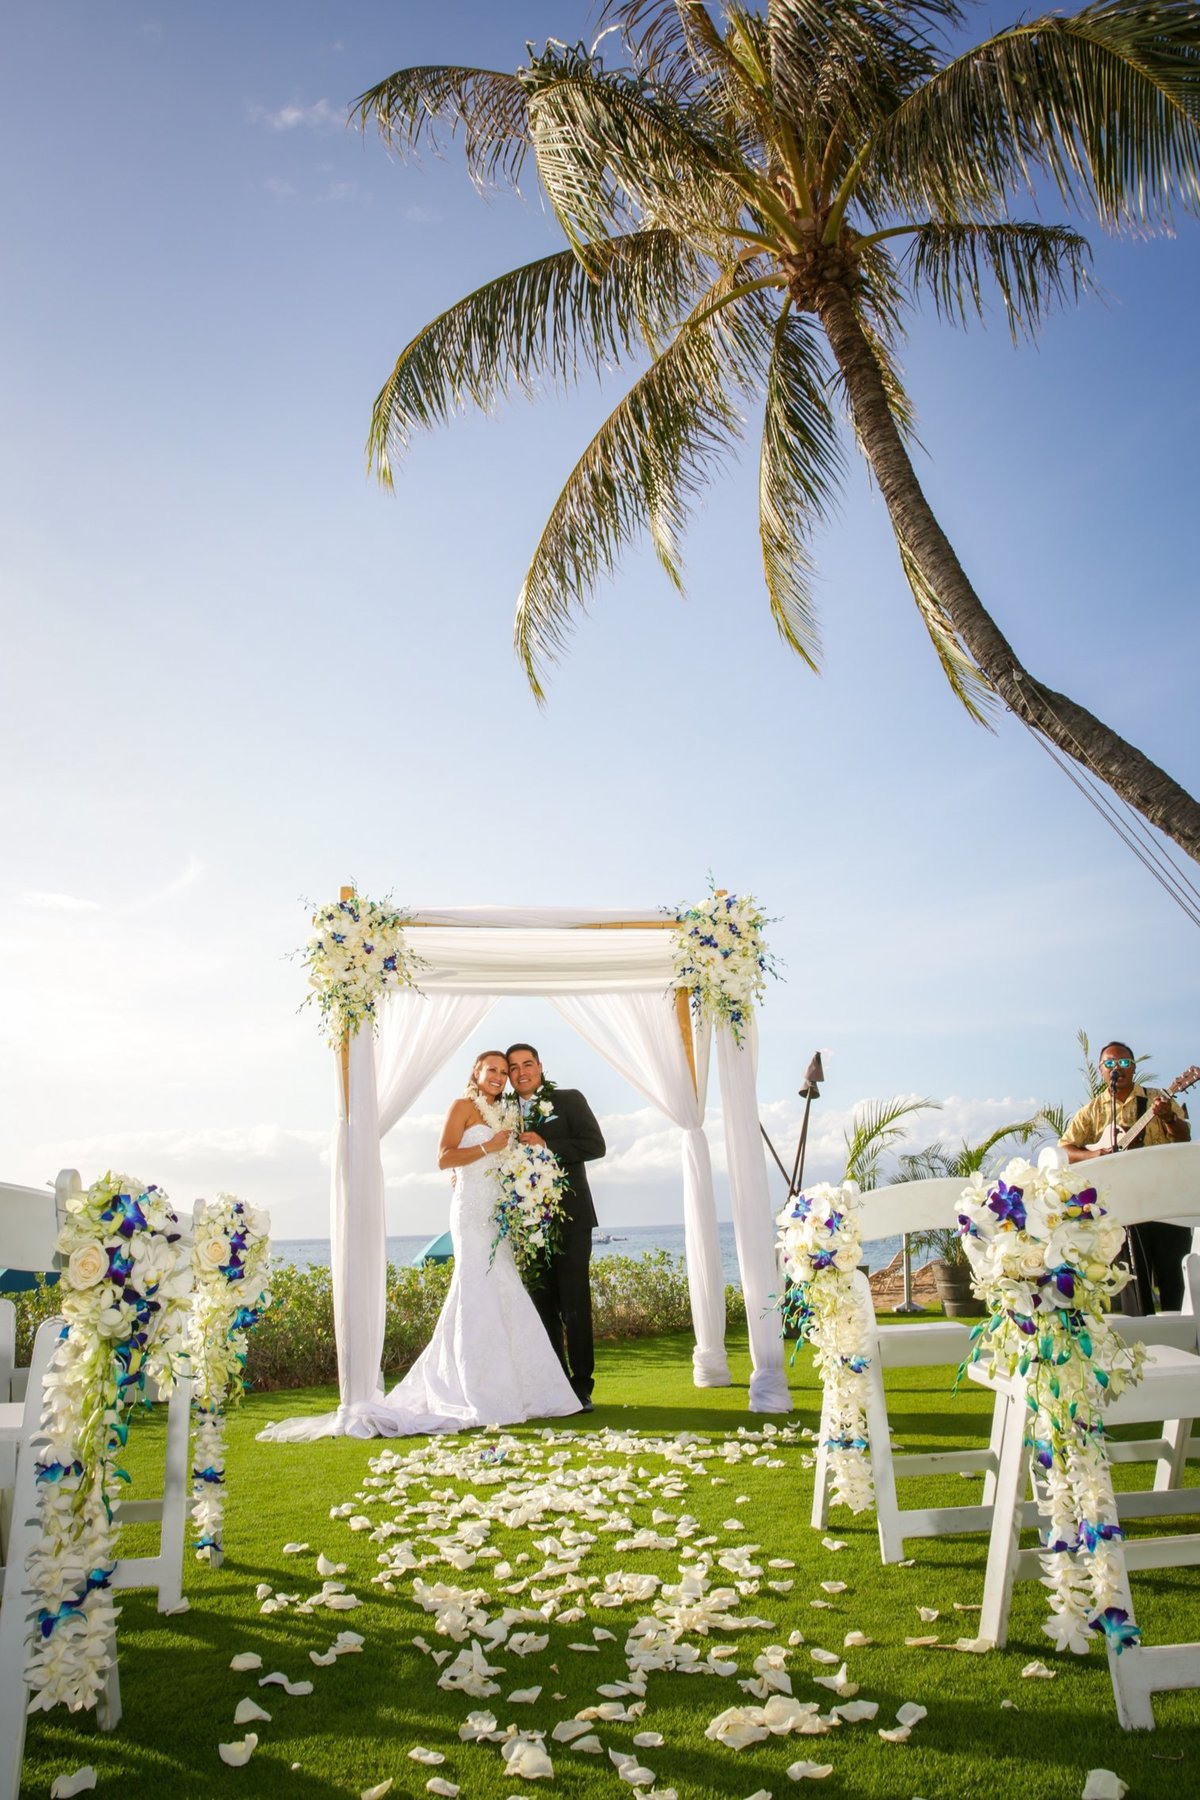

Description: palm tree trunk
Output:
[813,282,1200,865]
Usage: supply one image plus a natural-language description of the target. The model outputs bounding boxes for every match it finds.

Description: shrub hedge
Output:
[10,1251,747,1393]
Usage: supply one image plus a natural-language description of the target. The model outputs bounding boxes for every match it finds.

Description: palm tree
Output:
[840,1093,938,1190]
[356,1,1200,860]
[901,1111,1052,1262]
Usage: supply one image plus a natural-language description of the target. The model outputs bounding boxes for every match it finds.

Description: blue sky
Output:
[2,2,1197,1239]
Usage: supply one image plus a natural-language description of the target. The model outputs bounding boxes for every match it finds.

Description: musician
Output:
[1060,1040,1191,1310]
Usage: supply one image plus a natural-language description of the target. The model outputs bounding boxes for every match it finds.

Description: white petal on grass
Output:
[459,1711,499,1741]
[917,1608,939,1623]
[878,1725,911,1744]
[768,1559,795,1569]
[832,1699,878,1723]
[1000,1699,1018,1711]
[633,1733,664,1748]
[896,1703,927,1728]
[234,1699,272,1725]
[809,1649,841,1666]
[317,1554,347,1577]
[819,1582,846,1595]
[619,1766,657,1787]
[282,1542,309,1554]
[362,1785,394,1800]
[904,1637,939,1648]
[843,1632,873,1649]
[50,1772,97,1799]
[230,1653,263,1672]
[551,1720,593,1743]
[218,1734,259,1767]
[1082,1773,1129,1800]
[572,1736,604,1754]
[165,1598,190,1616]
[786,1766,834,1782]
[426,1783,460,1798]
[508,1687,542,1704]
[1020,1660,1057,1680]
[820,1539,847,1552]
[501,1737,555,1780]
[255,1583,271,1600]
[409,1748,446,1765]
[259,1673,314,1695]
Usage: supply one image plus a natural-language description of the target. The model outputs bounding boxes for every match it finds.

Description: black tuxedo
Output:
[523,1086,605,1400]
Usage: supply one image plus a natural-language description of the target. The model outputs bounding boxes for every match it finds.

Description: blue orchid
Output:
[1090,1607,1141,1654]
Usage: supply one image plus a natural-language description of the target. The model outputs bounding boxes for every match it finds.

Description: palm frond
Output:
[759,303,843,665]
[842,1094,939,1189]
[602,1,734,100]
[908,221,1094,340]
[352,66,529,190]
[366,232,706,485]
[767,0,953,162]
[894,531,996,723]
[514,275,778,697]
[873,1,1200,229]
[524,51,754,257]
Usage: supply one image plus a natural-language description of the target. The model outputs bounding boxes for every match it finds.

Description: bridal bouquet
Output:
[25,1172,192,1713]
[775,1181,874,1514]
[957,1149,1145,1653]
[491,1141,569,1274]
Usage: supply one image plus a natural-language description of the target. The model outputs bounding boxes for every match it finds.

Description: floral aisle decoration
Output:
[957,1150,1146,1655]
[775,1181,875,1514]
[187,1195,272,1560]
[671,884,776,1045]
[300,890,424,1042]
[25,1172,192,1714]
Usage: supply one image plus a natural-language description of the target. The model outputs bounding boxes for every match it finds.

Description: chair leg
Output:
[155,1376,192,1611]
[96,1636,123,1731]
[1153,1415,1193,1493]
[979,1392,1030,1649]
[865,1361,906,1564]
[810,1385,832,1531]
[981,1391,1008,1509]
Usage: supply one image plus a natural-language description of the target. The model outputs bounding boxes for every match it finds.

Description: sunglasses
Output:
[1102,1057,1134,1070]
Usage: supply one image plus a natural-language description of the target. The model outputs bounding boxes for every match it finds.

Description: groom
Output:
[508,1042,606,1413]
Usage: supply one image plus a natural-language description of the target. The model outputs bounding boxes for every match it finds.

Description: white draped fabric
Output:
[260,990,494,1441]
[552,991,731,1387]
[716,1018,790,1412]
[261,906,788,1441]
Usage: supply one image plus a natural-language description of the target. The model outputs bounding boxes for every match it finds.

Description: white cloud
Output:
[251,98,342,134]
[318,180,359,205]
[264,177,297,201]
[402,204,441,225]
[16,890,100,912]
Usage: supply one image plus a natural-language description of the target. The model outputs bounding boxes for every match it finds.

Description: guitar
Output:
[1087,1064,1200,1152]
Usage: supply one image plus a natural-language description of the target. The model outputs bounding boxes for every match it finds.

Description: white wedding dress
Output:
[380,1123,582,1432]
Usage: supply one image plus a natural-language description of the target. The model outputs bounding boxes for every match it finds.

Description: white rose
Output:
[199,1236,229,1269]
[67,1241,109,1289]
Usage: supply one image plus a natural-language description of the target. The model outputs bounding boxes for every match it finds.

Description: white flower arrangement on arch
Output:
[775,1181,875,1515]
[187,1194,271,1560]
[671,884,775,1046]
[957,1150,1146,1656]
[300,891,424,1042]
[24,1172,192,1714]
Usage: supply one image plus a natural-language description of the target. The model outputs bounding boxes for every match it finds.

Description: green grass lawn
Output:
[17,1328,1198,1799]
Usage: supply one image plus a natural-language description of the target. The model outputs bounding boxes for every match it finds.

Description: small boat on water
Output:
[593,1233,627,1244]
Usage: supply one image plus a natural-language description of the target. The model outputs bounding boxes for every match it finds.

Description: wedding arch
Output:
[262,897,789,1441]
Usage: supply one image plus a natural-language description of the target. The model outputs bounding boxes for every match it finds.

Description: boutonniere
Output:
[533,1078,558,1125]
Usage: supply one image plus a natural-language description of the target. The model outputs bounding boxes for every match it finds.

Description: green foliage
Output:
[4,1252,744,1394]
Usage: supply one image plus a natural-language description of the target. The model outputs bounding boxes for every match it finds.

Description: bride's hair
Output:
[466,1050,509,1099]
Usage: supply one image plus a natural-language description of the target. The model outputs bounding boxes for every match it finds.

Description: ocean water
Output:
[275,1220,906,1284]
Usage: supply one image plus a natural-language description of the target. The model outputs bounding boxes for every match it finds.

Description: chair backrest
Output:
[0,1180,58,1273]
[859,1143,1200,1244]
[0,1296,14,1402]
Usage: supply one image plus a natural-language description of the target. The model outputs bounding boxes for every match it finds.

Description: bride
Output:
[381,1051,583,1431]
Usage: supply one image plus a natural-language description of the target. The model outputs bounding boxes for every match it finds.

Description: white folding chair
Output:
[811,1178,1005,1563]
[972,1255,1200,1727]
[1,1172,193,1614]
[0,1316,123,1800]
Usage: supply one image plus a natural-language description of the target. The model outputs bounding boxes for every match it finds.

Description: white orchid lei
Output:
[25,1172,192,1714]
[775,1181,875,1514]
[671,884,775,1046]
[187,1195,271,1560]
[957,1150,1146,1656]
[300,891,423,1042]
